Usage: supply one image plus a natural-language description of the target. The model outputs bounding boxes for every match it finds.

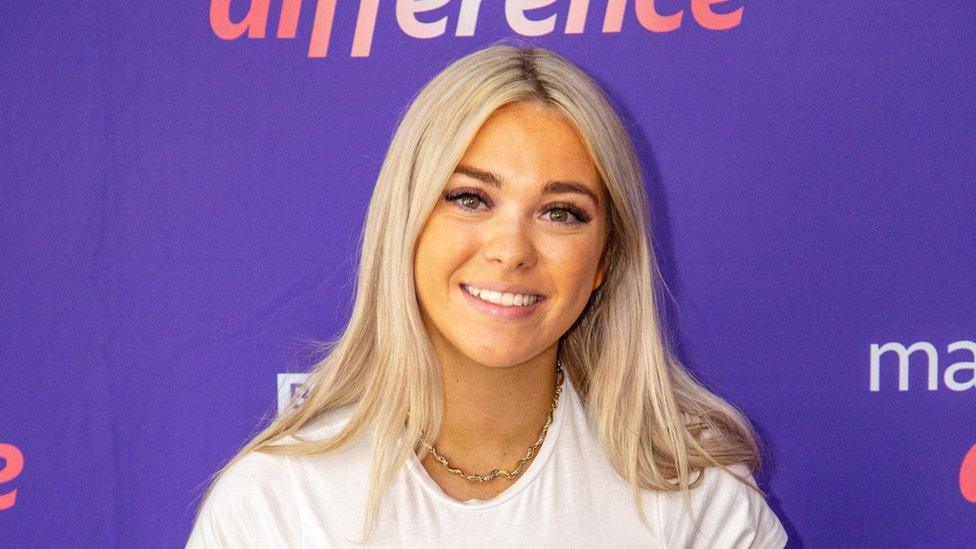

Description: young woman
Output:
[187,44,788,548]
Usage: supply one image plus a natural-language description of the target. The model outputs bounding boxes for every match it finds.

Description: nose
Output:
[482,213,538,270]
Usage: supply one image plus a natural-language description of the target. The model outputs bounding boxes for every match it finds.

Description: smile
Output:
[462,284,542,307]
[459,283,546,320]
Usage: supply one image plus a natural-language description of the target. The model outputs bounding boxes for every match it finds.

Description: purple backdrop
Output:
[2,1,974,547]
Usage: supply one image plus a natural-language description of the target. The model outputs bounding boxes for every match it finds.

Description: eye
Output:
[443,189,490,212]
[545,209,574,223]
[543,202,591,225]
[457,195,483,210]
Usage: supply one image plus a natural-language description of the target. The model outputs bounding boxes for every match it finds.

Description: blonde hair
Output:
[193,40,764,543]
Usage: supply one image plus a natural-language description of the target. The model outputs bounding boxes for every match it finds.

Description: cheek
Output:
[414,217,476,290]
[544,236,604,300]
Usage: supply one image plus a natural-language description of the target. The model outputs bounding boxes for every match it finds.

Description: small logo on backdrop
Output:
[869,340,976,392]
[277,373,311,415]
[0,443,24,511]
[962,444,976,504]
[210,0,745,58]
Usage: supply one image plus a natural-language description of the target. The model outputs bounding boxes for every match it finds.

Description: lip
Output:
[461,282,546,297]
[459,283,546,320]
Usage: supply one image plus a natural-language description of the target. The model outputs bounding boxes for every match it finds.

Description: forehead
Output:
[457,102,603,195]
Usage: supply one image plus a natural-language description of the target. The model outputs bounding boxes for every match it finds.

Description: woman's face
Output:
[414,101,608,368]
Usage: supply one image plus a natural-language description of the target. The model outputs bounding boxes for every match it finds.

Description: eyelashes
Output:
[441,188,592,224]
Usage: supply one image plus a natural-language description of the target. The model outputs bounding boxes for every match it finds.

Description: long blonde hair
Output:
[193,41,763,543]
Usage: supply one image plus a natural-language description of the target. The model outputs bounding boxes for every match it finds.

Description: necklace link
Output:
[422,360,565,483]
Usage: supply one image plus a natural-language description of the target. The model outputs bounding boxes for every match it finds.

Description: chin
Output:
[459,345,535,369]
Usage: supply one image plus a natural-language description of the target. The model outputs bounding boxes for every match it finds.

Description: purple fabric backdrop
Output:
[2,1,974,546]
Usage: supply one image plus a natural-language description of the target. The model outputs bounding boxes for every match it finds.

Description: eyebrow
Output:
[453,164,600,207]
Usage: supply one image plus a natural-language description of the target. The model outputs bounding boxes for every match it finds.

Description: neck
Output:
[431,344,561,462]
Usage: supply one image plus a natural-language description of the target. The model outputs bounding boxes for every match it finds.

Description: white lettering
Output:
[870,340,976,392]
[397,0,451,39]
[945,340,976,391]
[506,0,559,37]
[455,0,485,36]
[870,341,938,392]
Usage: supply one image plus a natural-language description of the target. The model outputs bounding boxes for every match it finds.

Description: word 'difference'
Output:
[0,443,24,511]
[210,0,745,58]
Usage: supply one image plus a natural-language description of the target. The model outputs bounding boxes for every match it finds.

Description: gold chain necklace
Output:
[422,360,564,483]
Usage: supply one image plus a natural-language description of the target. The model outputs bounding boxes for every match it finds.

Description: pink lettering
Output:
[692,0,743,30]
[0,443,24,511]
[603,0,627,33]
[962,443,976,504]
[564,0,590,34]
[350,0,381,57]
[209,0,746,58]
[277,0,303,38]
[210,0,270,40]
[635,0,683,33]
[308,0,338,57]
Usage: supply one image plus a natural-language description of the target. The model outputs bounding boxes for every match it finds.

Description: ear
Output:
[592,250,607,291]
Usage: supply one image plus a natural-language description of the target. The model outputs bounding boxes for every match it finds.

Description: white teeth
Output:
[464,285,540,307]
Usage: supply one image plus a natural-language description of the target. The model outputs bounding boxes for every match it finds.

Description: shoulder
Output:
[294,403,358,440]
[187,449,300,548]
[656,463,788,549]
[186,405,364,547]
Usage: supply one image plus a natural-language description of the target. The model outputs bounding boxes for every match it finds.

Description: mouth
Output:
[459,283,546,319]
[461,283,545,306]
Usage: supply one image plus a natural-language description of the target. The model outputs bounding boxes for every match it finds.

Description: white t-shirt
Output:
[187,372,788,548]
